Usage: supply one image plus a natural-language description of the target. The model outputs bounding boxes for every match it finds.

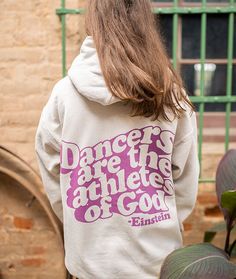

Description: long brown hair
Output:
[85,0,194,121]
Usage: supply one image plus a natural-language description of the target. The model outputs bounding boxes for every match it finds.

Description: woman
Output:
[35,0,199,278]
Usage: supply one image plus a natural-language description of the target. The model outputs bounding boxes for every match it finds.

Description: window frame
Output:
[56,0,236,183]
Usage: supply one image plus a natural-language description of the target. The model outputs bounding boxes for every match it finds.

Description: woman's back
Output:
[35,1,199,278]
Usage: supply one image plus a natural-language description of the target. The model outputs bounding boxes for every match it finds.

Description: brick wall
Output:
[0,0,86,170]
[0,173,66,279]
[0,0,235,277]
[0,0,85,278]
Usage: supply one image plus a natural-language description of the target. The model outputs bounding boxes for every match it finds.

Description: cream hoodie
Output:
[35,36,199,279]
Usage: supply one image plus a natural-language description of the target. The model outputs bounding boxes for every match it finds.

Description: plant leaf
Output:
[203,222,226,242]
[230,241,236,257]
[216,149,236,222]
[221,190,236,225]
[160,243,236,279]
[204,231,217,243]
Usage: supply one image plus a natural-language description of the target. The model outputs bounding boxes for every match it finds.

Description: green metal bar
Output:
[60,0,66,77]
[152,6,236,14]
[56,6,236,15]
[199,178,216,183]
[225,0,235,151]
[56,8,85,15]
[190,96,236,103]
[198,0,207,178]
[172,0,178,69]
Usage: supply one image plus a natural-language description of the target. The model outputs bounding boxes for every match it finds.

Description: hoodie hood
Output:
[68,36,121,106]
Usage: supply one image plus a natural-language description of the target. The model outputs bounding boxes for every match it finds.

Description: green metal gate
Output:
[56,0,236,184]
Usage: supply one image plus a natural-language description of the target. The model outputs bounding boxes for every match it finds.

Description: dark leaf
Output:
[230,240,236,257]
[204,222,226,242]
[216,149,236,222]
[160,243,236,279]
[204,231,217,243]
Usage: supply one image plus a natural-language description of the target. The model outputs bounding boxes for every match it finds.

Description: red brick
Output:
[197,194,218,205]
[204,206,222,217]
[13,217,33,230]
[183,223,193,231]
[20,258,46,267]
[26,246,46,255]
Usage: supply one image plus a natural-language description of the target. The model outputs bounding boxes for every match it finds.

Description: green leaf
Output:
[160,243,236,279]
[204,231,216,243]
[204,222,226,243]
[221,190,236,224]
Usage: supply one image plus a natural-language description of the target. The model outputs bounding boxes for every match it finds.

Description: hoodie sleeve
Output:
[35,84,63,223]
[171,110,199,232]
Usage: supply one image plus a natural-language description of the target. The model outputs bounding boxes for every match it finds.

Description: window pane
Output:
[234,15,236,59]
[206,15,228,59]
[181,64,236,111]
[182,15,236,59]
[182,15,201,59]
[157,15,173,58]
[182,64,226,97]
